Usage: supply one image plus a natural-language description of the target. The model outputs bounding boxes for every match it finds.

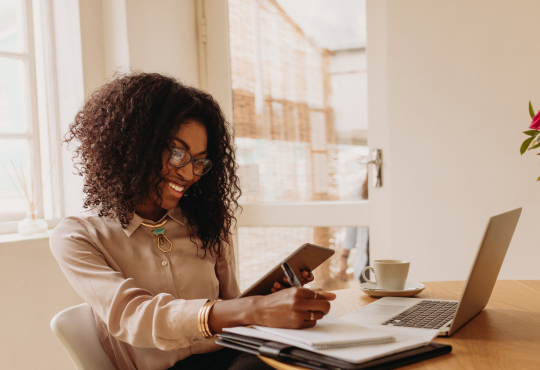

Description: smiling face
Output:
[135,120,208,221]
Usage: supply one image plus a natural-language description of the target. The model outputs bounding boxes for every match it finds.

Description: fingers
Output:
[281,276,292,287]
[258,288,333,329]
[272,277,323,293]
[299,320,318,329]
[291,310,324,328]
[304,310,324,321]
[301,270,314,284]
[309,289,336,301]
[302,270,312,278]
[299,311,324,328]
[273,287,335,313]
[288,288,332,314]
[303,300,331,315]
[295,287,336,301]
[271,281,287,293]
[278,270,313,288]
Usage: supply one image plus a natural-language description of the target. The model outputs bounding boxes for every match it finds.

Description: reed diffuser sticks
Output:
[3,156,54,217]
[3,156,55,234]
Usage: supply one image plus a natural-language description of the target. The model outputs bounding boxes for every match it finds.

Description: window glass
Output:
[0,0,52,224]
[0,57,29,133]
[0,0,26,54]
[0,139,31,214]
[229,0,368,203]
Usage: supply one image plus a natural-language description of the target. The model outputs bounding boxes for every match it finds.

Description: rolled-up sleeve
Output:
[50,218,208,351]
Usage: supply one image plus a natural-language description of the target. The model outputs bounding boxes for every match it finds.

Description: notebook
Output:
[224,323,440,364]
[252,316,395,349]
[217,333,452,370]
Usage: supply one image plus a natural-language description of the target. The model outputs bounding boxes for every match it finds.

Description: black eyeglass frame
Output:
[168,146,212,176]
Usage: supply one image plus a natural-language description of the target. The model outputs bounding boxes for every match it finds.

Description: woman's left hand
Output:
[271,270,314,293]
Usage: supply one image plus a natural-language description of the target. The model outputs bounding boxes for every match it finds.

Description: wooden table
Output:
[262,280,540,369]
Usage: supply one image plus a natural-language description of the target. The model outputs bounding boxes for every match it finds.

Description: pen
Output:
[281,262,302,287]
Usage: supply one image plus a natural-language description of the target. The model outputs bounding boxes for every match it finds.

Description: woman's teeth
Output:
[168,182,184,192]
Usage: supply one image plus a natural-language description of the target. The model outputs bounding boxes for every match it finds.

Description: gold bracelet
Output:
[198,301,212,338]
[197,302,208,337]
[204,300,218,338]
[197,300,218,339]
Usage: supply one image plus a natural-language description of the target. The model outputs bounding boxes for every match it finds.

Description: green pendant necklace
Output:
[141,218,173,253]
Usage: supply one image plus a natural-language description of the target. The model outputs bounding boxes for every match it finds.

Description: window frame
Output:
[0,0,63,234]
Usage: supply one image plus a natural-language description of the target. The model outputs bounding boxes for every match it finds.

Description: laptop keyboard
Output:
[381,300,458,329]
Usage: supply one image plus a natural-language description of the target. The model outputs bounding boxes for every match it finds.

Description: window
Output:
[0,0,61,232]
[227,0,369,290]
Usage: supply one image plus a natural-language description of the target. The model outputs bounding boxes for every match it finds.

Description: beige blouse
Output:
[50,206,240,370]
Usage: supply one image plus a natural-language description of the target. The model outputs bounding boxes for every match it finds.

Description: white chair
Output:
[50,303,115,370]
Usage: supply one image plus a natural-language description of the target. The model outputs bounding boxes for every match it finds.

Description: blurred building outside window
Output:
[229,0,369,291]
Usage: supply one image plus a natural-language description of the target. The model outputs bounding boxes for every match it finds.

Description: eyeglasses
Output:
[168,146,212,176]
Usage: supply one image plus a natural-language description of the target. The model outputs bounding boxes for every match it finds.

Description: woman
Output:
[51,72,335,370]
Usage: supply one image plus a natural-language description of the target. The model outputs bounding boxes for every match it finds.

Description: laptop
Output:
[340,208,522,337]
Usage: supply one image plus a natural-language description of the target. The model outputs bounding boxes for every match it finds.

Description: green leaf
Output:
[521,136,534,154]
[530,101,536,119]
[524,130,540,136]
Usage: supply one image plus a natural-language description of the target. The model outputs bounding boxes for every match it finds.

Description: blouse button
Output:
[161,261,168,267]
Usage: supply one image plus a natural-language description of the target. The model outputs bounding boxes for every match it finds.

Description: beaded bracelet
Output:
[197,300,218,339]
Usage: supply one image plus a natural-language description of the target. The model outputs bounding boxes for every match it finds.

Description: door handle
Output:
[359,149,383,188]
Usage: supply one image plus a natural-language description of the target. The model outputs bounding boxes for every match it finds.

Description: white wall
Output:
[79,0,200,97]
[125,0,200,87]
[0,235,84,370]
[368,0,540,281]
[78,0,106,96]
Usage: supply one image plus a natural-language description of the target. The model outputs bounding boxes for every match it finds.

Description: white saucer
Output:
[359,281,426,297]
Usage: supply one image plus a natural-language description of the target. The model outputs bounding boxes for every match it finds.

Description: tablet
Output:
[237,243,335,298]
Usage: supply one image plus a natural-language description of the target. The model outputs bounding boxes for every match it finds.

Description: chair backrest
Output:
[50,303,115,370]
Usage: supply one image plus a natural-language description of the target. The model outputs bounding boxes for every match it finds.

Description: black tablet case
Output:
[216,332,452,370]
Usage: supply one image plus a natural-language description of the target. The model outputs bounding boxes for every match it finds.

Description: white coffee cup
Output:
[361,260,410,290]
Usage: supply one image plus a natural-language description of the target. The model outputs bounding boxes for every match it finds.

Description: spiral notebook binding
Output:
[312,335,395,349]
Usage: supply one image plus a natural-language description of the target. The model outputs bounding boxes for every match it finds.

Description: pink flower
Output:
[531,110,540,130]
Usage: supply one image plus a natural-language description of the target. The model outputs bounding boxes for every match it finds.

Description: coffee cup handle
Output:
[362,266,376,284]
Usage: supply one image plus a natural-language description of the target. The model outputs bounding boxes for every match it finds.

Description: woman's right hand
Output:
[248,287,336,329]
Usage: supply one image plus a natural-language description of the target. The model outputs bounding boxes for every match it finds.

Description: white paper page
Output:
[253,316,394,348]
[224,325,439,364]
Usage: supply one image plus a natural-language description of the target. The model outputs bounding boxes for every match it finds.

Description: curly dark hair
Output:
[65,72,241,257]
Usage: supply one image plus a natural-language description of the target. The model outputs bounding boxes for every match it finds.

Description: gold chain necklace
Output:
[141,218,173,253]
